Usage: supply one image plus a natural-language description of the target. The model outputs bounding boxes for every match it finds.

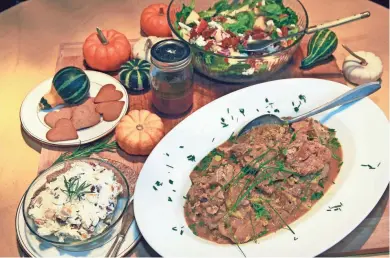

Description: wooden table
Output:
[0,0,388,256]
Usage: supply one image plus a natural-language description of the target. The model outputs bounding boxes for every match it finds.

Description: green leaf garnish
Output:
[311,191,323,200]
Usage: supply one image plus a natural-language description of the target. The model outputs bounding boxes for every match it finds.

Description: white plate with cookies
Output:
[20,70,129,146]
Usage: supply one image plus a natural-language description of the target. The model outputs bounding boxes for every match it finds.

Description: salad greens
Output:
[175,0,300,77]
[222,12,256,34]
[260,0,298,27]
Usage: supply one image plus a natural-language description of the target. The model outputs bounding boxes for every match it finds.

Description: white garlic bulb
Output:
[342,51,383,85]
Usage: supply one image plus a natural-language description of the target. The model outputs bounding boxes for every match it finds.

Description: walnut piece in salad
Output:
[175,0,300,57]
[28,161,123,242]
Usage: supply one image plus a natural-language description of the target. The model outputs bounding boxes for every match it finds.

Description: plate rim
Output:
[133,78,389,257]
[15,193,141,257]
[19,70,129,147]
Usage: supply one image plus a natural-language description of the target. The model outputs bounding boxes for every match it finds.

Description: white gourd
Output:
[132,36,169,62]
[342,51,383,85]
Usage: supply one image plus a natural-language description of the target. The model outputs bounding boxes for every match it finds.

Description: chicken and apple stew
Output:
[184,118,342,244]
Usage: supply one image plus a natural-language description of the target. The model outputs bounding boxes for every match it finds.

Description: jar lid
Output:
[151,39,191,68]
[151,39,191,63]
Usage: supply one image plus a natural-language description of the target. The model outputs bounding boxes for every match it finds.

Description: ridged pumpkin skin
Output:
[39,66,90,110]
[119,59,151,93]
[140,4,172,37]
[301,29,338,69]
[116,110,165,155]
[83,28,132,72]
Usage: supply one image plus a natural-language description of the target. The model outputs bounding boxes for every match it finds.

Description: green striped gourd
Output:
[39,66,90,110]
[119,59,150,93]
[301,29,338,69]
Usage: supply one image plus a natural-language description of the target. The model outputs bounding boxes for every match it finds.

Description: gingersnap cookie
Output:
[94,84,124,103]
[71,105,101,130]
[95,101,125,122]
[44,107,73,128]
[46,118,78,142]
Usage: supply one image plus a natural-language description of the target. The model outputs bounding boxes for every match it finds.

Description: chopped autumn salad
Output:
[175,0,300,57]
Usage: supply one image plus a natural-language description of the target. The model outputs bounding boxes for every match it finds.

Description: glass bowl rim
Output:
[22,157,130,246]
[167,0,309,59]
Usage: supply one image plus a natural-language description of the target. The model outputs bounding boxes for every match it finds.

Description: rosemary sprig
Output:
[53,137,117,165]
[62,176,91,201]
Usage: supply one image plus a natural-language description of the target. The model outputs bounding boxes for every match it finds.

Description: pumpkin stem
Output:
[342,44,368,66]
[159,7,165,16]
[96,27,109,45]
[136,124,144,131]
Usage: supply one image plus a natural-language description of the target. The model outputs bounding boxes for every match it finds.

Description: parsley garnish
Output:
[239,108,245,116]
[327,202,343,211]
[153,186,158,191]
[168,197,172,202]
[228,132,237,143]
[155,181,163,186]
[252,203,271,220]
[361,164,376,169]
[179,146,184,148]
[221,121,229,128]
[318,179,325,188]
[187,155,196,162]
[298,94,306,103]
[229,154,239,164]
[189,223,198,235]
[166,164,174,168]
[311,191,323,200]
[265,98,269,103]
[274,109,280,113]
[169,179,174,184]
[172,227,177,231]
[290,132,297,143]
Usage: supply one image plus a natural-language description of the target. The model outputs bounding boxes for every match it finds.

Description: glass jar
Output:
[150,39,194,116]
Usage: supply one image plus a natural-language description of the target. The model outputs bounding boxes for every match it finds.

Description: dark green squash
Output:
[301,29,338,69]
[119,59,150,93]
[39,66,90,110]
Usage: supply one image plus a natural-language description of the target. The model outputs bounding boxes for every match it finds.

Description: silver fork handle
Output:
[288,82,381,124]
[106,234,125,257]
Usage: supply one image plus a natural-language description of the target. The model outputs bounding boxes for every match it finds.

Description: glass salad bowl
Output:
[22,158,130,251]
[167,0,308,83]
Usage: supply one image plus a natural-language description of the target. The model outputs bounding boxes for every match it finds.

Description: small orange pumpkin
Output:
[140,4,172,37]
[83,28,132,72]
[116,110,165,155]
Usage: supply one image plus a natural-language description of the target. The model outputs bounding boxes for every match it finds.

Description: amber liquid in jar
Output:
[150,39,194,116]
[151,66,194,115]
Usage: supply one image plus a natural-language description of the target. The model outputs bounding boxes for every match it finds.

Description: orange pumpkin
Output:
[116,110,165,155]
[83,28,132,72]
[140,4,172,37]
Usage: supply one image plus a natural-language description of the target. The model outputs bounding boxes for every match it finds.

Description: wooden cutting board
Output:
[34,39,388,256]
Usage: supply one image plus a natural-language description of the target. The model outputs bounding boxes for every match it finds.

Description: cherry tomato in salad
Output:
[196,19,208,34]
[281,26,289,37]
